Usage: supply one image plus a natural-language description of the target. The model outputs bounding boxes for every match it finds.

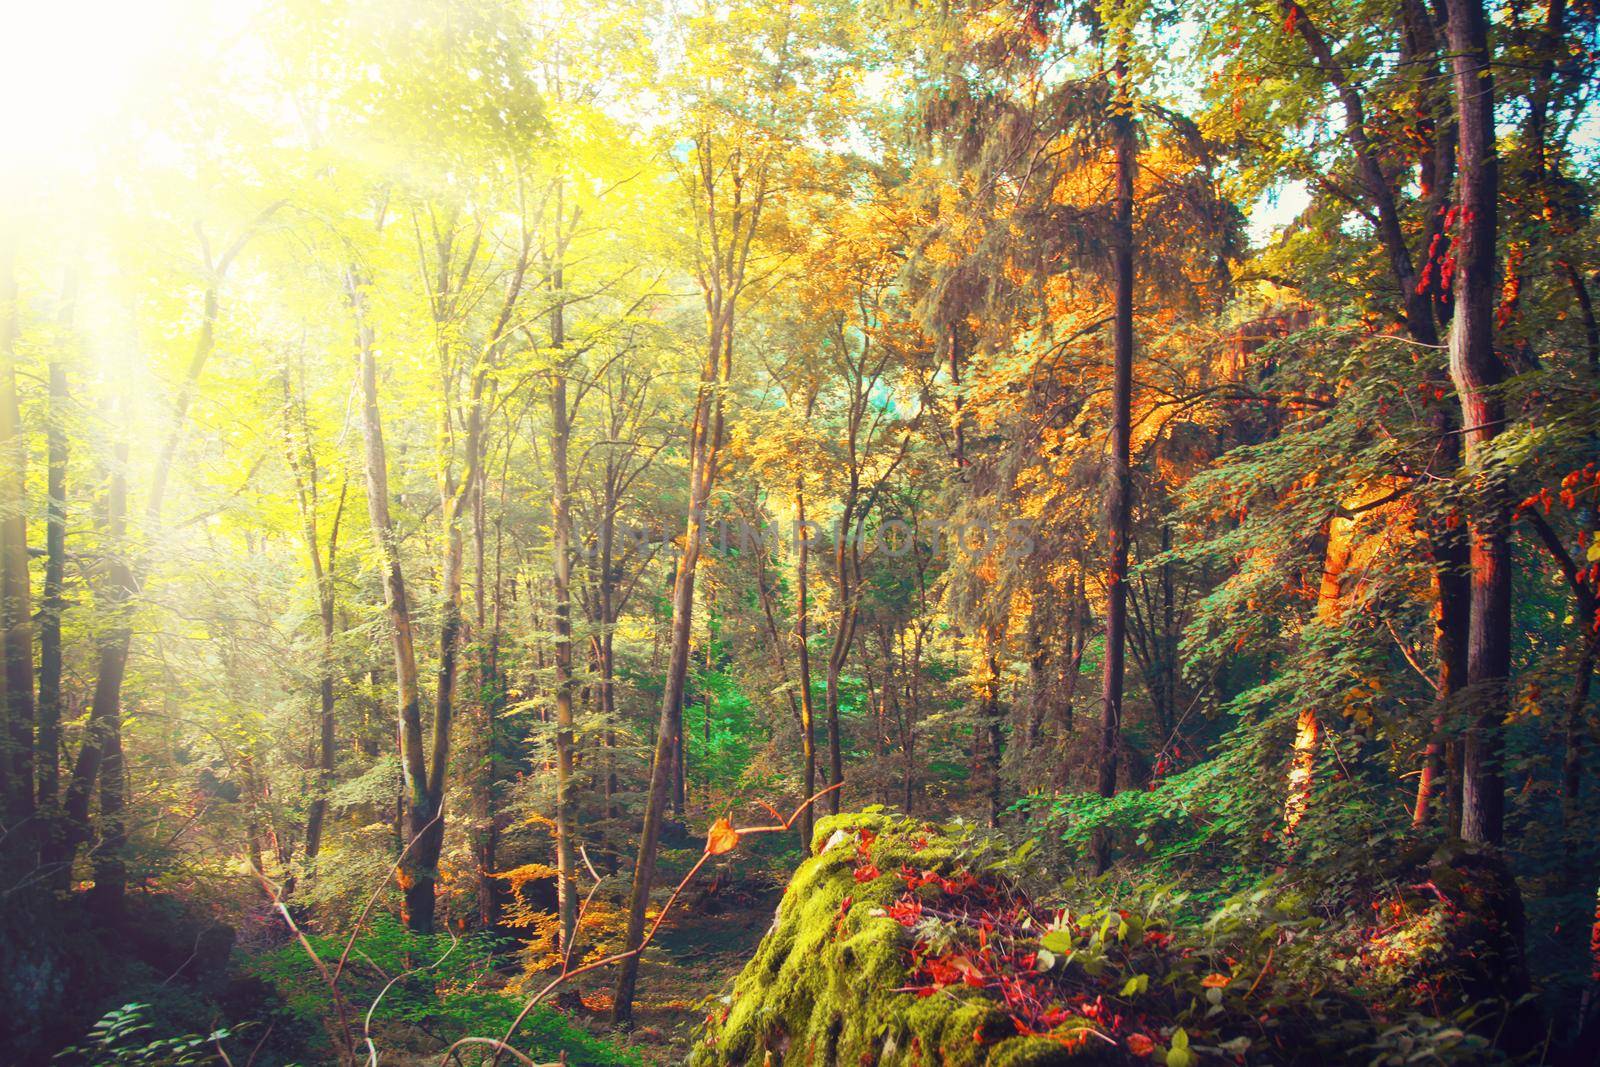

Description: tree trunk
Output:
[48,424,131,897]
[613,124,766,1023]
[1443,0,1509,847]
[282,369,344,867]
[1092,50,1136,874]
[794,485,818,849]
[84,437,132,915]
[878,625,899,806]
[87,708,127,920]
[614,297,732,1025]
[38,269,75,819]
[549,263,579,958]
[351,269,435,932]
[905,625,925,812]
[0,231,35,829]
[823,481,862,818]
[304,548,340,864]
[598,481,619,824]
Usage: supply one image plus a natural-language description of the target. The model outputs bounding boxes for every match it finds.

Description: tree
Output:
[1441,0,1508,847]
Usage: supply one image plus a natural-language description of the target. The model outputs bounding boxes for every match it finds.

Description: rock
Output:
[691,813,1104,1067]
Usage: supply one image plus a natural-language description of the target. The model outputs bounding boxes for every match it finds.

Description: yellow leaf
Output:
[706,816,740,856]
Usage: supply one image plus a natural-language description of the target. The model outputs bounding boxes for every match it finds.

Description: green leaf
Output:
[1041,930,1074,954]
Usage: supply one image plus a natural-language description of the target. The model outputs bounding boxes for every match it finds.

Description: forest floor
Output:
[562,880,783,1065]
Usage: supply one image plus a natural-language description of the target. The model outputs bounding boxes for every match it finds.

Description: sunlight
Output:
[0,0,190,173]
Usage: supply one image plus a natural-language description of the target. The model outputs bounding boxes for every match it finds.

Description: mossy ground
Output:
[692,813,1101,1066]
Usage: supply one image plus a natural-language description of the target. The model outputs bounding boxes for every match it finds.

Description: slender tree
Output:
[1092,38,1138,873]
[1441,0,1508,846]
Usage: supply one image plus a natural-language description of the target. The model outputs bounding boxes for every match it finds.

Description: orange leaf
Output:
[706,816,740,855]
[1127,1033,1155,1056]
[1201,972,1231,988]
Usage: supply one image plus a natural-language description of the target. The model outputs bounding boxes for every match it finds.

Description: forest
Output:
[0,0,1597,1063]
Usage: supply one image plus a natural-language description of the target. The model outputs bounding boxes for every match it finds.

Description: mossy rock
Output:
[692,813,1107,1067]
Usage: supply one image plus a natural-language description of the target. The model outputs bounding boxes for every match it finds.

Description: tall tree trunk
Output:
[1288,1,1470,832]
[823,663,843,818]
[613,124,766,1023]
[351,269,434,932]
[0,231,35,830]
[614,297,732,1025]
[671,696,686,815]
[1092,48,1136,874]
[426,480,464,935]
[794,485,818,848]
[597,480,619,824]
[38,268,75,818]
[1159,525,1178,738]
[76,437,131,908]
[822,429,871,819]
[905,625,925,812]
[823,499,859,817]
[878,625,899,807]
[1443,0,1509,847]
[474,452,504,929]
[282,369,344,867]
[549,262,579,958]
[1559,261,1599,372]
[751,508,809,842]
[303,501,342,866]
[87,708,128,921]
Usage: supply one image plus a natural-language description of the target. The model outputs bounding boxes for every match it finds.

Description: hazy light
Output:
[0,0,188,175]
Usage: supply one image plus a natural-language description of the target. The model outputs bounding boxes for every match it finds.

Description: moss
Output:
[692,814,1103,1067]
[981,1036,1088,1066]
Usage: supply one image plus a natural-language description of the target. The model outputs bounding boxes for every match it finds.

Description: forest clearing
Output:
[1,0,1598,1063]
